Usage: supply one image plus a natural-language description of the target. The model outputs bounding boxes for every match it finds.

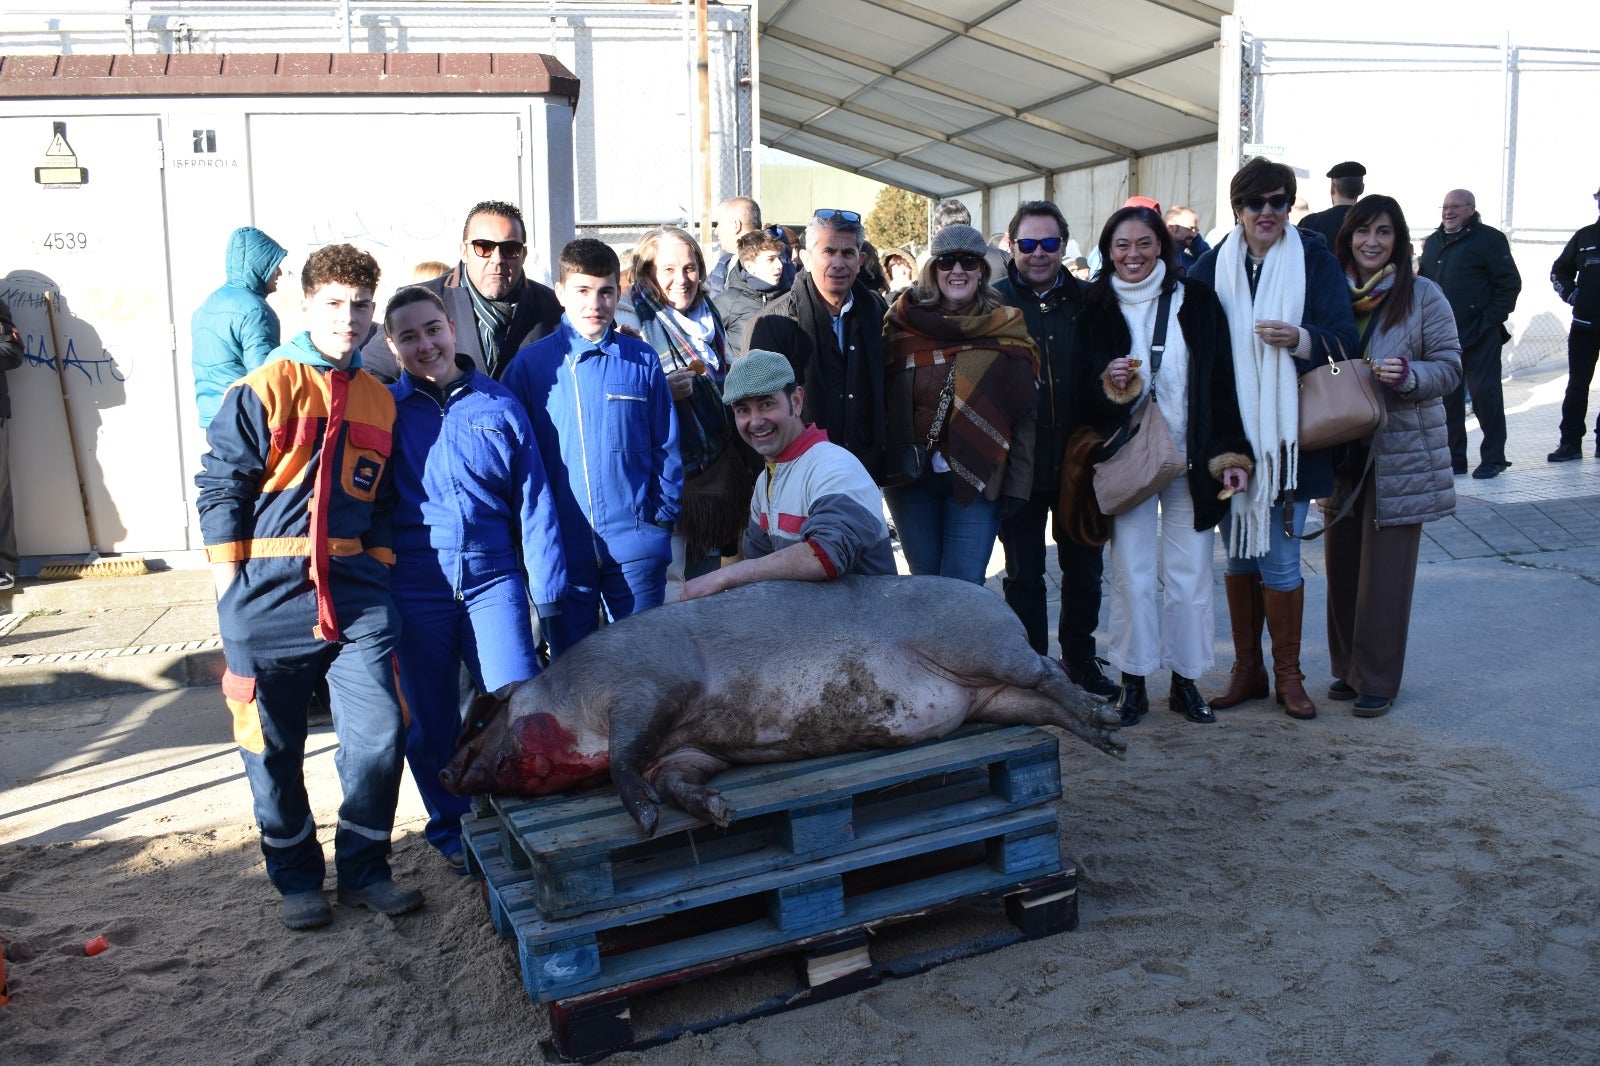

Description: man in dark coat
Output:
[993,201,1117,698]
[363,199,562,383]
[1298,161,1365,248]
[745,209,888,480]
[1420,189,1523,479]
[1547,184,1600,462]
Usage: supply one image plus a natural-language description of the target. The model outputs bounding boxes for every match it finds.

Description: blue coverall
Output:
[387,360,566,859]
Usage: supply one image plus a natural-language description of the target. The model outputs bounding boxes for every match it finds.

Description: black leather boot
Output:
[1114,673,1148,727]
[1170,674,1216,724]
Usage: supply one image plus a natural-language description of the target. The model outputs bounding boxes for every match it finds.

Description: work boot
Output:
[282,890,332,931]
[1113,673,1148,727]
[1263,584,1316,720]
[337,879,425,917]
[1210,573,1269,708]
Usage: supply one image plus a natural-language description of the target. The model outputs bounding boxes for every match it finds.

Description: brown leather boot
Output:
[1263,584,1316,720]
[1210,573,1269,708]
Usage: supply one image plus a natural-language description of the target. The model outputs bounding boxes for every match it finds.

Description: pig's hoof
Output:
[702,793,733,828]
[632,802,660,837]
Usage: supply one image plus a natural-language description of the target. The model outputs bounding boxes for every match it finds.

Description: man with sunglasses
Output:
[364,199,562,382]
[746,208,888,480]
[992,201,1117,699]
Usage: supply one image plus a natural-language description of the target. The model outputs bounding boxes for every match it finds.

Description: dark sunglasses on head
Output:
[813,208,861,223]
[468,238,526,259]
[1013,237,1063,254]
[764,224,789,240]
[1240,195,1292,213]
[934,253,984,272]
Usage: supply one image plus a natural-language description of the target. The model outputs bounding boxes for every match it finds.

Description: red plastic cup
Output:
[84,935,109,956]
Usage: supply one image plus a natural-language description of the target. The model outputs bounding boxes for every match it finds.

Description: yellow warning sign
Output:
[36,121,88,187]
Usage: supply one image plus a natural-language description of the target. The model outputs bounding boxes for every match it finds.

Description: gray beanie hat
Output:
[721,349,796,405]
[929,223,988,259]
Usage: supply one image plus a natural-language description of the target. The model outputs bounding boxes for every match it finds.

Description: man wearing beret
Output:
[680,349,895,599]
[1298,161,1365,248]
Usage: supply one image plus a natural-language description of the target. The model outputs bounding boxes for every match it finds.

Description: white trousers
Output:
[1106,477,1216,680]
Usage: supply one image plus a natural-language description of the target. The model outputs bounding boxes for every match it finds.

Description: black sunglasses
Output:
[1240,195,1292,213]
[934,253,984,272]
[813,208,861,223]
[764,224,789,240]
[1013,237,1063,254]
[468,238,526,259]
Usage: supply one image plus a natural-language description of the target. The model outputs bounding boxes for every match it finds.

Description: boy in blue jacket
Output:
[196,244,422,931]
[384,285,566,869]
[502,239,681,655]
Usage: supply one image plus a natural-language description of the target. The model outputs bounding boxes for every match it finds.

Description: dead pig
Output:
[441,575,1124,836]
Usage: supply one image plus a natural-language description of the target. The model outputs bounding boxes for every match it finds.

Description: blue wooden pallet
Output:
[540,859,1077,1061]
[463,800,1063,1005]
[487,723,1062,920]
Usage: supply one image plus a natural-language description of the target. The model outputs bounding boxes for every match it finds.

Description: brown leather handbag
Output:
[1297,345,1384,452]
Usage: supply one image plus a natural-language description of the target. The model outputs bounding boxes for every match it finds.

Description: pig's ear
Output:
[458,688,512,745]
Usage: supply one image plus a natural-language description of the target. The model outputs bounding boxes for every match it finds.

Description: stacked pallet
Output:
[462,723,1081,1060]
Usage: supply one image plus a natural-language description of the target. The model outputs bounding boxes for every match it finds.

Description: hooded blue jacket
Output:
[192,226,288,427]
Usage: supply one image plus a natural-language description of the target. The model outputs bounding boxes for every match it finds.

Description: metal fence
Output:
[1242,35,1600,376]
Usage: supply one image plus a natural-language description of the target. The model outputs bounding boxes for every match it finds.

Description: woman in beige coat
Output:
[1324,195,1462,717]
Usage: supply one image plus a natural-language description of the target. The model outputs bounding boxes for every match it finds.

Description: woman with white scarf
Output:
[1189,158,1359,720]
[1077,206,1254,726]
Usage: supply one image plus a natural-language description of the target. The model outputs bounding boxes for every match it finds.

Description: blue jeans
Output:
[883,469,1001,586]
[392,551,540,859]
[1224,499,1309,591]
[224,604,406,896]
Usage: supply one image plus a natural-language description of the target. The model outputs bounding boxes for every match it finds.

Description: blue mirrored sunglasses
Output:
[1014,237,1063,254]
[813,208,861,223]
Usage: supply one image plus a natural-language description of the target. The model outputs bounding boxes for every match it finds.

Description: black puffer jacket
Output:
[1551,218,1600,329]
[714,260,792,357]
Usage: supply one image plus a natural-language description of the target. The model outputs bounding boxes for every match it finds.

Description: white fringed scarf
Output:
[1213,224,1305,558]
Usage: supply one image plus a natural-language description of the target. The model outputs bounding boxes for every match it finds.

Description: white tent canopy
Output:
[758,0,1233,201]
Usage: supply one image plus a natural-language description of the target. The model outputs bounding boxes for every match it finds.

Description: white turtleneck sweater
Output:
[1111,261,1189,461]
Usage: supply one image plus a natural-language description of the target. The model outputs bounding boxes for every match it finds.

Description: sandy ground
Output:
[3,679,1599,1064]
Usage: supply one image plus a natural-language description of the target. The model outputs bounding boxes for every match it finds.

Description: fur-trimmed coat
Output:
[1074,276,1254,531]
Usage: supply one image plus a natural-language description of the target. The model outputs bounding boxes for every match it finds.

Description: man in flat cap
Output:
[1299,162,1366,247]
[680,349,895,599]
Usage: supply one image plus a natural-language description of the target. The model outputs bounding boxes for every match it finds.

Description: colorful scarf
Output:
[886,294,1039,504]
[1347,263,1396,318]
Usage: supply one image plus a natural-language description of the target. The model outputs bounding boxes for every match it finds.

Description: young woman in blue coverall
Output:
[384,286,566,869]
